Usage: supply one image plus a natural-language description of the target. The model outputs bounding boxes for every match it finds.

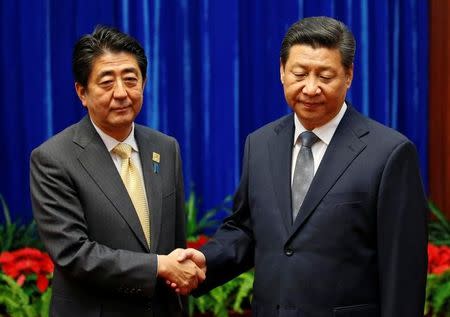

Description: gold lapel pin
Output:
[152,152,160,163]
[152,152,160,174]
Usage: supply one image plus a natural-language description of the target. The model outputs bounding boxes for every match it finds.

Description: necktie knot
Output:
[113,143,132,159]
[299,131,319,148]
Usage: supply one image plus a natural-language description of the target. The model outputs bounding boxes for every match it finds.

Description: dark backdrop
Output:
[0,0,428,222]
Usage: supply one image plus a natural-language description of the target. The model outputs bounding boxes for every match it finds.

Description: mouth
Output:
[300,101,322,108]
[112,106,131,112]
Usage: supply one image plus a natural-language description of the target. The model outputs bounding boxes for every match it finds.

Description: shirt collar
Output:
[293,102,348,146]
[90,119,139,153]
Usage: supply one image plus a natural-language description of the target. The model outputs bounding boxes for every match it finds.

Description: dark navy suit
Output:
[199,106,427,317]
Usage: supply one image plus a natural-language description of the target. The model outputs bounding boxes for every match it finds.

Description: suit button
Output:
[285,248,293,256]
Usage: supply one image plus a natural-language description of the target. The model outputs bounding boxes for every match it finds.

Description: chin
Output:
[298,106,322,118]
[110,117,134,127]
[296,112,325,128]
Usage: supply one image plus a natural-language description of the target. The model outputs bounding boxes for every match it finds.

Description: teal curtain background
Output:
[0,0,428,223]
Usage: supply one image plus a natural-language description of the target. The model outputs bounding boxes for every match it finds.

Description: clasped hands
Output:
[157,248,206,295]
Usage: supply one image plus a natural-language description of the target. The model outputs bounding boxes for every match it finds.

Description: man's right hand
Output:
[157,249,206,295]
[163,248,207,293]
[177,248,206,272]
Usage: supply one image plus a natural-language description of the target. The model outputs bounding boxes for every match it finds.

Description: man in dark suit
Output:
[176,16,427,316]
[30,26,204,317]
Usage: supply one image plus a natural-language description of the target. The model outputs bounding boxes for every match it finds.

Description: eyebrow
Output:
[97,67,139,79]
[291,62,335,71]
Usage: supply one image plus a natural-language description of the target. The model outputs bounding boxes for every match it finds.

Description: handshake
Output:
[157,248,207,295]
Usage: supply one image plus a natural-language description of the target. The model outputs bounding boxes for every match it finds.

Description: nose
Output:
[302,77,321,96]
[113,80,127,99]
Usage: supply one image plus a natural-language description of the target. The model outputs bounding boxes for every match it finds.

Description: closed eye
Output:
[319,75,333,82]
[293,73,307,79]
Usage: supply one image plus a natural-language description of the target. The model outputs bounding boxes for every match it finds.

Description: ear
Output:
[279,59,285,84]
[345,63,354,88]
[142,77,147,91]
[75,82,88,107]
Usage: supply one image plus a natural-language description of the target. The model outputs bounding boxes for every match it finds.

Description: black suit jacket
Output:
[199,106,427,317]
[30,116,186,317]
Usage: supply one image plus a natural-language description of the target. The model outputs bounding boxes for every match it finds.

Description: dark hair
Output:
[280,16,355,69]
[72,25,147,87]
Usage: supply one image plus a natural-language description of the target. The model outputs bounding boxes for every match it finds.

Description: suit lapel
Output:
[289,107,368,237]
[74,117,150,252]
[135,127,163,253]
[268,114,295,233]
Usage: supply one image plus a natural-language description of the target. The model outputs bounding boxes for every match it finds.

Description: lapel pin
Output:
[152,152,160,163]
[152,152,160,174]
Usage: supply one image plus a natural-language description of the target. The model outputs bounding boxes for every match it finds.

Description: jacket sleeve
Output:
[376,140,428,317]
[30,146,158,298]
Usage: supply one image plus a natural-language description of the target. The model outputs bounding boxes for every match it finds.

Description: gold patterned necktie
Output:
[112,143,150,246]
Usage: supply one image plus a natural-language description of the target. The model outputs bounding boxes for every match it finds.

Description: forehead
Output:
[90,51,141,77]
[285,44,344,69]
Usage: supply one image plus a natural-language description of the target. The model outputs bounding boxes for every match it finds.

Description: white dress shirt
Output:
[291,102,348,184]
[91,120,149,205]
